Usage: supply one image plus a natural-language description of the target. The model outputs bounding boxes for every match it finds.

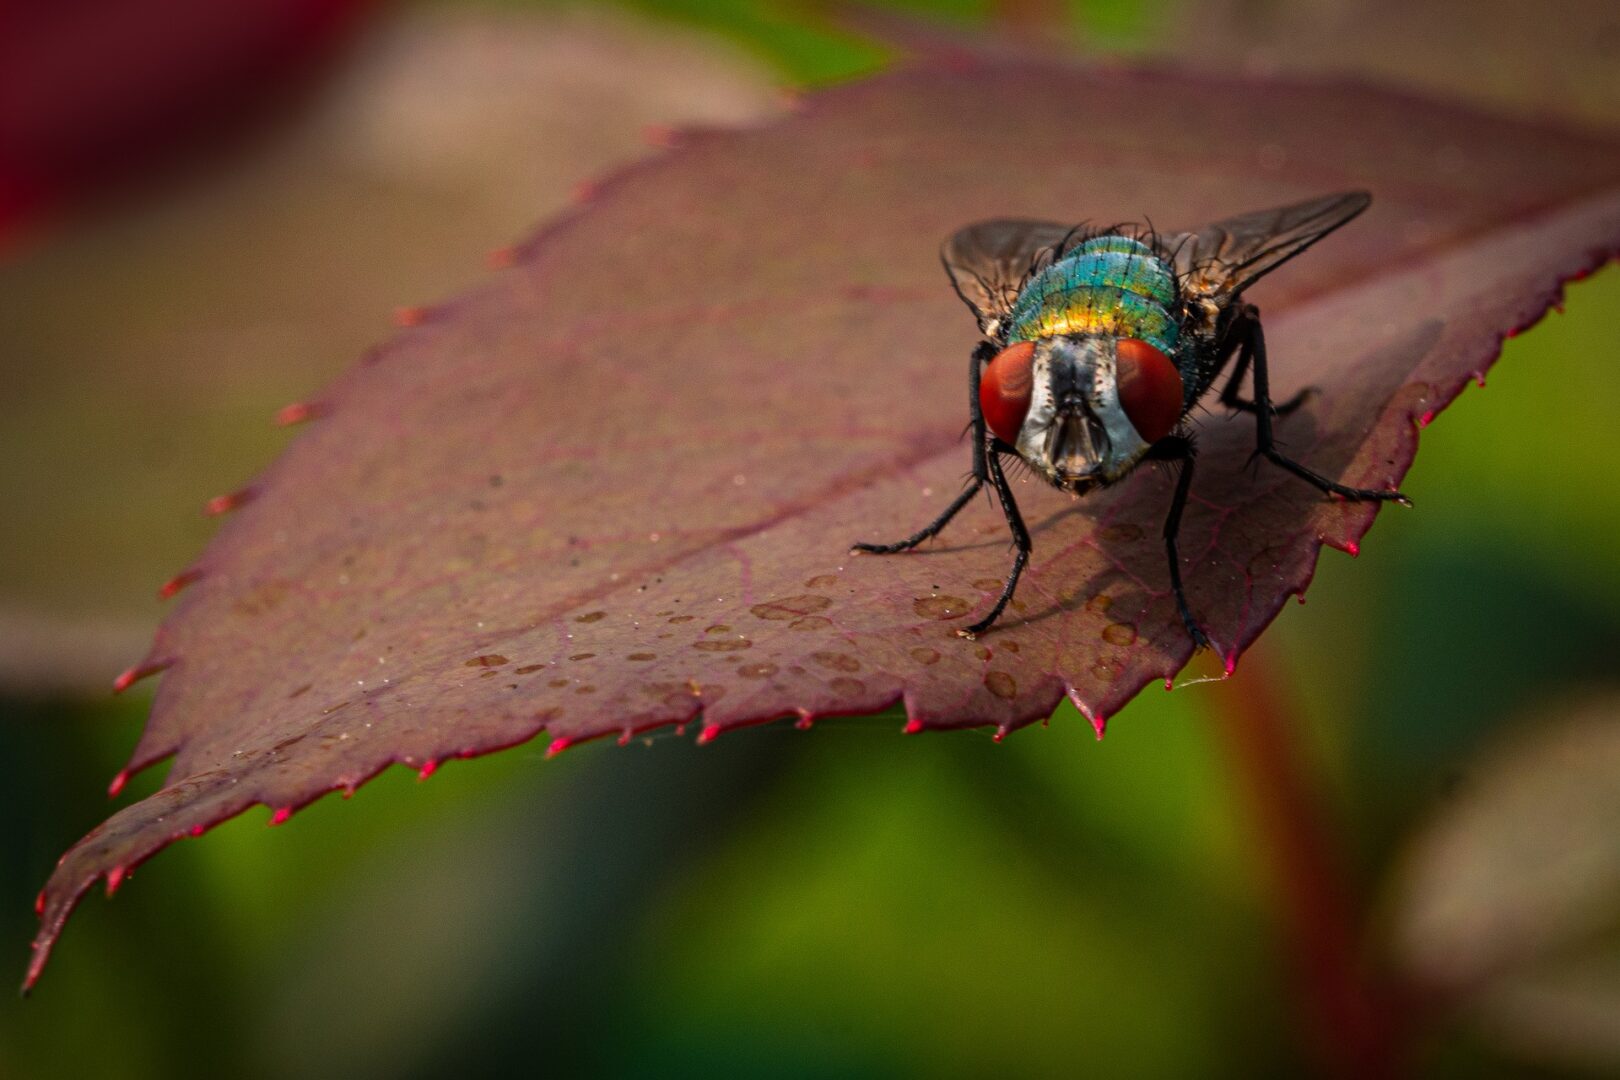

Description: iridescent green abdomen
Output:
[1005,236,1179,353]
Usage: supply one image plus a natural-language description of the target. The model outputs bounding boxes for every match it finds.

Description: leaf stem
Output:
[1211,643,1406,1077]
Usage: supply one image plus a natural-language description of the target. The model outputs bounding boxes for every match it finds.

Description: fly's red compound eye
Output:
[1114,338,1183,444]
[979,340,1036,446]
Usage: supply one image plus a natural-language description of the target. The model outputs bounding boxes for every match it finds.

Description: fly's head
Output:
[979,335,1185,494]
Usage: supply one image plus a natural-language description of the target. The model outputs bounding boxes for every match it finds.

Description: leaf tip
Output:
[106,769,129,799]
[1089,712,1108,740]
[268,807,292,827]
[696,723,722,746]
[545,736,572,759]
[273,401,325,426]
[104,866,126,898]
[902,718,925,735]
[112,658,171,695]
[157,568,202,600]
[416,759,438,781]
[203,488,255,517]
[991,724,1008,744]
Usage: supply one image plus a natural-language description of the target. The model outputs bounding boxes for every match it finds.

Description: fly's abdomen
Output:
[1005,236,1178,354]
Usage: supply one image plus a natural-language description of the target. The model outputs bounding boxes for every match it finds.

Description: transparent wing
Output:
[1163,191,1371,303]
[940,218,1078,337]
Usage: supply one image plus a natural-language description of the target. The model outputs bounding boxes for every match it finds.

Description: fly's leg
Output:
[1245,314,1413,505]
[853,341,994,554]
[959,445,1031,639]
[1146,436,1212,650]
[1220,305,1313,416]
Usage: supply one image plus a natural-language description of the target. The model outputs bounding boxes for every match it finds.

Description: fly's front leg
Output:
[1244,314,1412,505]
[1220,305,1315,416]
[1146,436,1212,650]
[853,341,995,554]
[959,445,1030,639]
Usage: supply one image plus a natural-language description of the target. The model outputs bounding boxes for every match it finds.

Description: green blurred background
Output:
[3,1,1618,1076]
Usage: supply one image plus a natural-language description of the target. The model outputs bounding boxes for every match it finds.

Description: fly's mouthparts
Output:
[1046,409,1107,480]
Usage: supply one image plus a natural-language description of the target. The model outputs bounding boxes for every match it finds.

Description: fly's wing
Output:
[1164,191,1371,305]
[940,219,1078,338]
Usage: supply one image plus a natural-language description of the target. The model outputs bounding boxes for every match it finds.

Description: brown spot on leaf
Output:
[548,678,569,688]
[984,671,1017,699]
[1099,523,1143,543]
[1248,545,1289,578]
[973,645,992,661]
[232,578,290,617]
[737,662,779,679]
[811,651,861,672]
[668,615,695,624]
[569,652,596,661]
[1085,594,1113,614]
[644,681,693,697]
[971,578,1003,592]
[790,615,832,631]
[829,676,865,696]
[287,684,312,699]
[574,611,607,623]
[693,639,751,652]
[627,653,657,661]
[705,624,732,635]
[750,595,832,620]
[1002,641,1020,653]
[464,654,509,668]
[575,685,596,694]
[909,647,940,665]
[514,664,544,674]
[914,595,969,620]
[1102,622,1137,646]
[804,574,839,588]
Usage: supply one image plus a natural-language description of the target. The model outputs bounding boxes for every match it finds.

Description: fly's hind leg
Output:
[1219,305,1314,417]
[853,341,994,555]
[1243,312,1413,506]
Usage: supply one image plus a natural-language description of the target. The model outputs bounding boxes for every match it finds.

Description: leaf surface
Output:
[0,5,774,690]
[28,56,1620,986]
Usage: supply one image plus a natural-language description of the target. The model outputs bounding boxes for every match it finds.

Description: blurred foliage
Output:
[3,0,1617,1077]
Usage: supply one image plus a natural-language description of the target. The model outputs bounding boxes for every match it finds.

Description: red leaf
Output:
[27,57,1620,988]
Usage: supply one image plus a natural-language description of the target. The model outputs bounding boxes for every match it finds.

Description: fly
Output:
[853,191,1410,648]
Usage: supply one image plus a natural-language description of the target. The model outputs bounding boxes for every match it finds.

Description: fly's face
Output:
[979,335,1185,493]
